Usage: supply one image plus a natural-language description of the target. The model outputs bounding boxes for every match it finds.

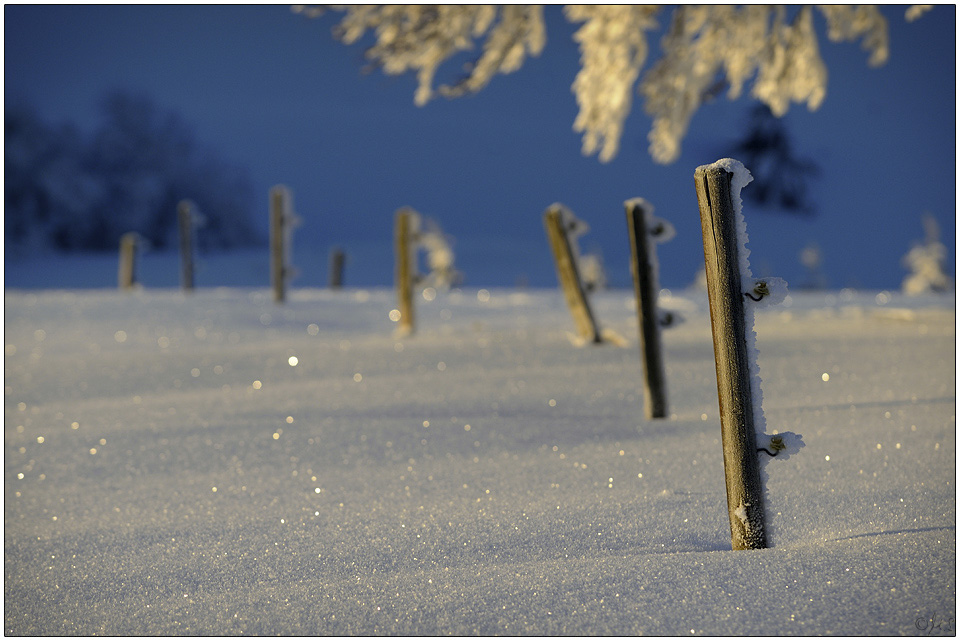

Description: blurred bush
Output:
[5,91,261,255]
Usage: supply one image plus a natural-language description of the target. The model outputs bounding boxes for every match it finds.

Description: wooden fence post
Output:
[329,247,345,289]
[625,199,668,419]
[543,204,602,344]
[118,232,139,291]
[394,208,417,336]
[270,185,299,303]
[177,200,195,292]
[694,161,767,551]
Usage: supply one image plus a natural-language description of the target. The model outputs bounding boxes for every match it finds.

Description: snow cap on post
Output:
[708,158,754,279]
[625,197,676,245]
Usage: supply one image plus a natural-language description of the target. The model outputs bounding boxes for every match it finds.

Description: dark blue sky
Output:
[5,4,956,289]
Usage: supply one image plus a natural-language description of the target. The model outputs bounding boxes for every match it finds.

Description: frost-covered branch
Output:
[905,5,933,22]
[642,6,832,163]
[295,5,545,106]
[817,5,889,66]
[565,5,660,162]
[298,4,921,165]
[439,6,545,98]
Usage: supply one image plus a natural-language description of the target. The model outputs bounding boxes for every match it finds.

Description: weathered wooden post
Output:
[270,185,299,303]
[394,208,417,336]
[329,247,345,289]
[543,204,602,344]
[177,200,195,292]
[625,199,668,419]
[694,160,767,551]
[118,232,140,291]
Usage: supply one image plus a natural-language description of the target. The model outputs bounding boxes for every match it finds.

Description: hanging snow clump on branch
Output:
[293,5,545,106]
[564,5,660,163]
[643,6,835,163]
[296,5,922,164]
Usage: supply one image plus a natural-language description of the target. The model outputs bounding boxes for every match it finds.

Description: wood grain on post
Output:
[394,208,416,336]
[177,200,194,292]
[694,163,767,551]
[118,232,138,291]
[329,248,345,289]
[270,186,288,303]
[543,205,602,344]
[625,200,668,419]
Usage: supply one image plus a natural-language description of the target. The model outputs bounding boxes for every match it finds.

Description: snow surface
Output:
[4,284,956,635]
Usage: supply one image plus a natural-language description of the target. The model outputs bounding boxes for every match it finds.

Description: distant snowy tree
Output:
[416,217,462,289]
[798,242,827,290]
[902,213,952,295]
[295,4,925,164]
[690,266,708,292]
[4,93,259,254]
[579,251,607,293]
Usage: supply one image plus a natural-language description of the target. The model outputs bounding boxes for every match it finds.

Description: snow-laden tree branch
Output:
[639,5,870,163]
[295,5,545,106]
[565,5,660,163]
[295,4,923,165]
[439,5,545,99]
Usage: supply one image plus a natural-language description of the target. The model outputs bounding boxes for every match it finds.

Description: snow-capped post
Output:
[543,204,602,344]
[118,232,140,291]
[695,158,802,550]
[270,185,300,304]
[177,200,196,292]
[625,198,670,419]
[694,160,768,551]
[329,247,345,289]
[394,208,417,336]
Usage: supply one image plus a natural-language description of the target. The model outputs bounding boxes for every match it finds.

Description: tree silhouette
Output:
[729,103,819,215]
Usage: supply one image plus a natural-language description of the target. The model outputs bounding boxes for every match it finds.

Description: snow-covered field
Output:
[4,285,955,635]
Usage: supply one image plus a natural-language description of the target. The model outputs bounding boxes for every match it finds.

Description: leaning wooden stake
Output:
[329,247,345,289]
[270,185,299,303]
[625,199,668,419]
[543,204,602,344]
[394,208,417,336]
[695,162,767,550]
[177,200,195,292]
[118,232,139,291]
